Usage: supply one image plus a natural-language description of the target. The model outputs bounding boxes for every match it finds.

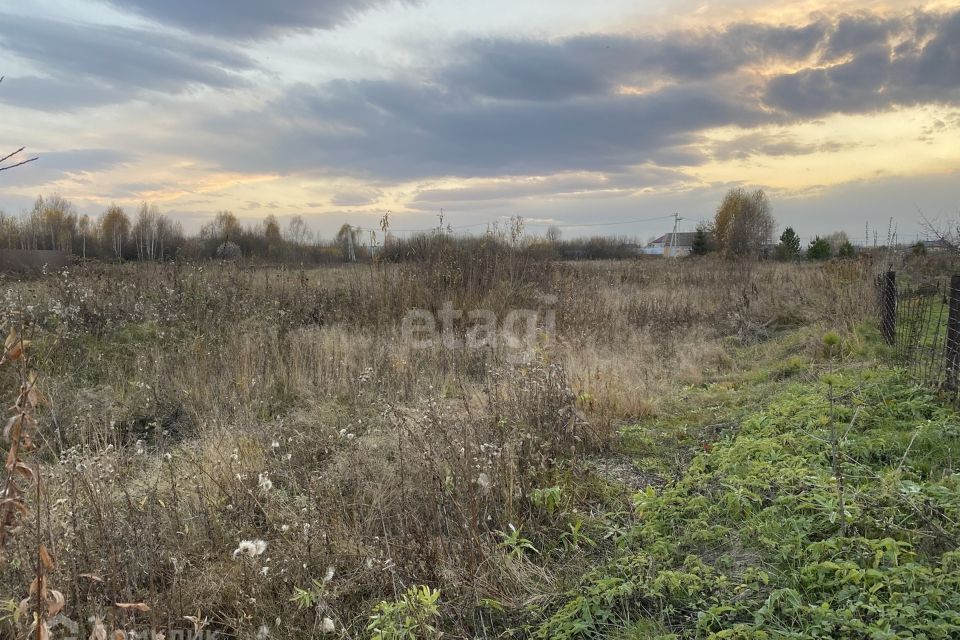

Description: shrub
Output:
[368,586,442,640]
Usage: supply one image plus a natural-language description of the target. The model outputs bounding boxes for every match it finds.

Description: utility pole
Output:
[668,212,681,257]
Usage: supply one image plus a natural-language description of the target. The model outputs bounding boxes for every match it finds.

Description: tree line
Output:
[0,189,875,264]
[0,196,361,262]
[0,196,685,264]
[0,196,186,260]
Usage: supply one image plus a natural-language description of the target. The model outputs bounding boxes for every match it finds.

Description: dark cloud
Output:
[180,7,959,182]
[0,13,255,110]
[823,13,894,58]
[440,40,609,101]
[765,10,960,117]
[198,78,762,179]
[440,23,828,102]
[441,10,959,117]
[98,0,409,39]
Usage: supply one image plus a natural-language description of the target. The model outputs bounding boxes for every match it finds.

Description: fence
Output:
[878,270,960,400]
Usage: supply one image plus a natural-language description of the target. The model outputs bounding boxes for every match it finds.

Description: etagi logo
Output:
[400,296,557,357]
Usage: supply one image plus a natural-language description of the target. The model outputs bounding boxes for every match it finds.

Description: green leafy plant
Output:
[498,524,540,559]
[367,585,442,640]
[290,578,328,610]
[530,486,563,515]
[560,518,597,552]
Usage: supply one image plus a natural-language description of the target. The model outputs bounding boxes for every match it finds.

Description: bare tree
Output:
[132,202,179,260]
[285,215,311,245]
[155,214,183,260]
[0,77,37,173]
[824,231,850,255]
[545,225,562,244]
[78,214,93,259]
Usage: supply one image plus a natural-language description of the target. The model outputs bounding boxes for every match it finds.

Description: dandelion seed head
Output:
[477,472,491,491]
[320,617,335,634]
[232,539,268,559]
[258,473,273,492]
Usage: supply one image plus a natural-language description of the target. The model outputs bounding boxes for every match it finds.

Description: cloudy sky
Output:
[1,0,959,242]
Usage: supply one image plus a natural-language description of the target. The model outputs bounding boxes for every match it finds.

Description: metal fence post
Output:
[880,270,896,345]
[944,275,960,391]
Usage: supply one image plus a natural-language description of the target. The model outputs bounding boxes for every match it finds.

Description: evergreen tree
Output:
[777,227,801,260]
[807,236,831,260]
[692,225,711,255]
[837,240,856,259]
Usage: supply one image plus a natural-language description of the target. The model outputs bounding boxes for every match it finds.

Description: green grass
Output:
[897,296,948,355]
[532,327,960,639]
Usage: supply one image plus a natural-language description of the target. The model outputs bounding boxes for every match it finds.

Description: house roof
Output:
[649,232,698,247]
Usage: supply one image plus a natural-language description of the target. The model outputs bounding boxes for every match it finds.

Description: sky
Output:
[1,0,959,243]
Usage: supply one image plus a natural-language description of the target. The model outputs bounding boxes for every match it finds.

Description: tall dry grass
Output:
[0,250,875,638]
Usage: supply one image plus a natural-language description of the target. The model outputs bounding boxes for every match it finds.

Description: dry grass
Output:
[0,252,875,638]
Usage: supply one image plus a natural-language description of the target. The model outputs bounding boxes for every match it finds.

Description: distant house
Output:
[921,238,953,252]
[645,232,698,257]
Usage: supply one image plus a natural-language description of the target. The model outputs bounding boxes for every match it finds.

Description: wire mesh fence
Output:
[880,271,960,401]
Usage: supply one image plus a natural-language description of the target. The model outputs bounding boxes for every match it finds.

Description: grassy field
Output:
[2,250,955,639]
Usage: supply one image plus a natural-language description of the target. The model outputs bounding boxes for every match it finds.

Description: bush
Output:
[368,586,442,640]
